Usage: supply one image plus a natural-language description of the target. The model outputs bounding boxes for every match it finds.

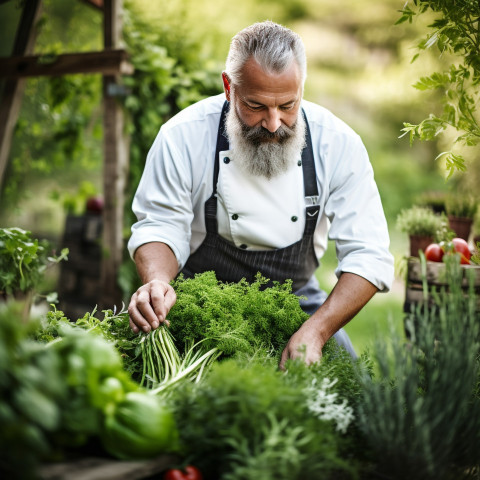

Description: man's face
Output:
[226,56,303,134]
[224,57,306,179]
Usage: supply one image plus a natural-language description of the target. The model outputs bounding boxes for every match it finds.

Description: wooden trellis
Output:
[0,0,133,310]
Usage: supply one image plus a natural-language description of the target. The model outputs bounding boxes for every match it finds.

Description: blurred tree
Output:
[397,0,480,180]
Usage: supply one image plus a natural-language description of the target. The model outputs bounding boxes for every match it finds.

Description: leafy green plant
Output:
[397,0,480,179]
[170,351,360,480]
[0,227,68,298]
[0,303,182,478]
[395,205,447,238]
[445,193,478,219]
[357,254,480,479]
[167,271,309,360]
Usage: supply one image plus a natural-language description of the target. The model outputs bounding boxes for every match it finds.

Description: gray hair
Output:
[225,21,307,86]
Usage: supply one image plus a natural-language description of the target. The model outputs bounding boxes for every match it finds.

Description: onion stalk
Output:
[139,325,220,394]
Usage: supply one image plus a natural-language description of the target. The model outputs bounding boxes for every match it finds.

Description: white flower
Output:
[304,377,354,434]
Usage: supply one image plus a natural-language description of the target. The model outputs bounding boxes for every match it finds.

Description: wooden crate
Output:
[38,454,179,480]
[57,214,103,319]
[404,257,480,313]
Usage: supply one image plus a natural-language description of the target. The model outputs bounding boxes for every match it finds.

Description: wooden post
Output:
[0,0,43,192]
[100,0,129,309]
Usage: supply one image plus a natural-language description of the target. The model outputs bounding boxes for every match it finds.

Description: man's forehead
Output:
[235,57,302,102]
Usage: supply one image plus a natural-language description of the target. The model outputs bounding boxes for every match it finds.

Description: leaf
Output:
[435,151,467,179]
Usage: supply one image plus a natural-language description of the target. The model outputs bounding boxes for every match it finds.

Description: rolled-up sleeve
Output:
[325,136,394,292]
[127,128,193,271]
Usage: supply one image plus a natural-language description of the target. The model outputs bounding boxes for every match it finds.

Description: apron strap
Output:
[212,101,230,196]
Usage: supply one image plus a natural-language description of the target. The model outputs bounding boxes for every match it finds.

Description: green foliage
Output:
[397,0,480,178]
[0,305,63,478]
[171,352,360,480]
[0,302,181,477]
[121,0,222,190]
[0,227,68,296]
[445,193,478,219]
[167,271,309,359]
[36,305,141,378]
[357,255,480,479]
[395,205,447,238]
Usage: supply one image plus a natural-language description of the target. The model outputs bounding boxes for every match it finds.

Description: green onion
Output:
[139,325,219,394]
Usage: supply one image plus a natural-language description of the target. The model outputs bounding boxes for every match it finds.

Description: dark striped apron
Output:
[181,101,356,357]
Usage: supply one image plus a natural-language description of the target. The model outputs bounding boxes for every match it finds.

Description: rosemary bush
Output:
[396,206,447,238]
[446,194,478,219]
[357,255,480,479]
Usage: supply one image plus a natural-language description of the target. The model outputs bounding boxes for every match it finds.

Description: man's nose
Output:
[262,108,282,133]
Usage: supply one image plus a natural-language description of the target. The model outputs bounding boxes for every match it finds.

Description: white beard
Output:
[225,100,306,179]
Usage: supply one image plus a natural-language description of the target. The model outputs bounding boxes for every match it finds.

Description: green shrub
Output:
[445,194,478,219]
[396,206,447,238]
[357,255,480,479]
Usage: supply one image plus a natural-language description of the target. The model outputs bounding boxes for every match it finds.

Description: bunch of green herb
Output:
[38,306,220,393]
[171,352,359,480]
[167,271,309,359]
[140,326,220,394]
[0,227,68,298]
[357,255,480,479]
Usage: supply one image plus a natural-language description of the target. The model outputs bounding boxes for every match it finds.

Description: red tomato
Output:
[451,237,471,264]
[164,465,203,480]
[425,243,444,262]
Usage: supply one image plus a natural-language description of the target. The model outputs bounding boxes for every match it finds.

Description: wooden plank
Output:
[38,454,179,480]
[100,0,128,310]
[0,0,43,192]
[405,286,480,311]
[407,256,480,287]
[0,50,134,78]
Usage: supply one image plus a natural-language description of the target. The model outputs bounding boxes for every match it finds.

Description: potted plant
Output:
[396,206,448,257]
[0,227,68,319]
[415,190,447,214]
[445,194,478,241]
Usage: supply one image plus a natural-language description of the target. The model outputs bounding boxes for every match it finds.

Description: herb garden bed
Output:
[1,257,479,480]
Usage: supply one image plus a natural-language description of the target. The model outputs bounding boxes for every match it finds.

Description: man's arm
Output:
[279,272,378,369]
[128,242,179,334]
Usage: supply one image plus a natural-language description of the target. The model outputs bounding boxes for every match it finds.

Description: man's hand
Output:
[128,279,177,333]
[279,273,379,370]
[129,242,179,333]
[279,317,325,370]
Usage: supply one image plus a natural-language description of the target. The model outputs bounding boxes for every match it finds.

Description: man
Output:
[127,21,394,369]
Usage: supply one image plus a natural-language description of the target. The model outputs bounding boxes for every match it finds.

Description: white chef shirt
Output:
[128,94,394,292]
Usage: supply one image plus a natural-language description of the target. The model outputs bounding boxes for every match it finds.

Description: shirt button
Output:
[223,157,230,164]
[297,160,302,166]
[291,216,298,222]
[232,214,239,220]
[239,244,247,249]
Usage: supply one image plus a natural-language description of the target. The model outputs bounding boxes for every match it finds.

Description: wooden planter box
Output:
[404,257,480,314]
[38,454,179,480]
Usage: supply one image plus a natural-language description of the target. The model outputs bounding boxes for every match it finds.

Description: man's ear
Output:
[222,72,231,101]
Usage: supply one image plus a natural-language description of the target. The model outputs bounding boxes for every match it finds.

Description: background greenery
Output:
[1,0,477,353]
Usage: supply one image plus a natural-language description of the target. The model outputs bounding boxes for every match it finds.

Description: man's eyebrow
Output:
[242,97,299,107]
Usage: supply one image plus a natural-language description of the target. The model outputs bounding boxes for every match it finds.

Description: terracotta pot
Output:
[409,234,433,258]
[448,215,473,241]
